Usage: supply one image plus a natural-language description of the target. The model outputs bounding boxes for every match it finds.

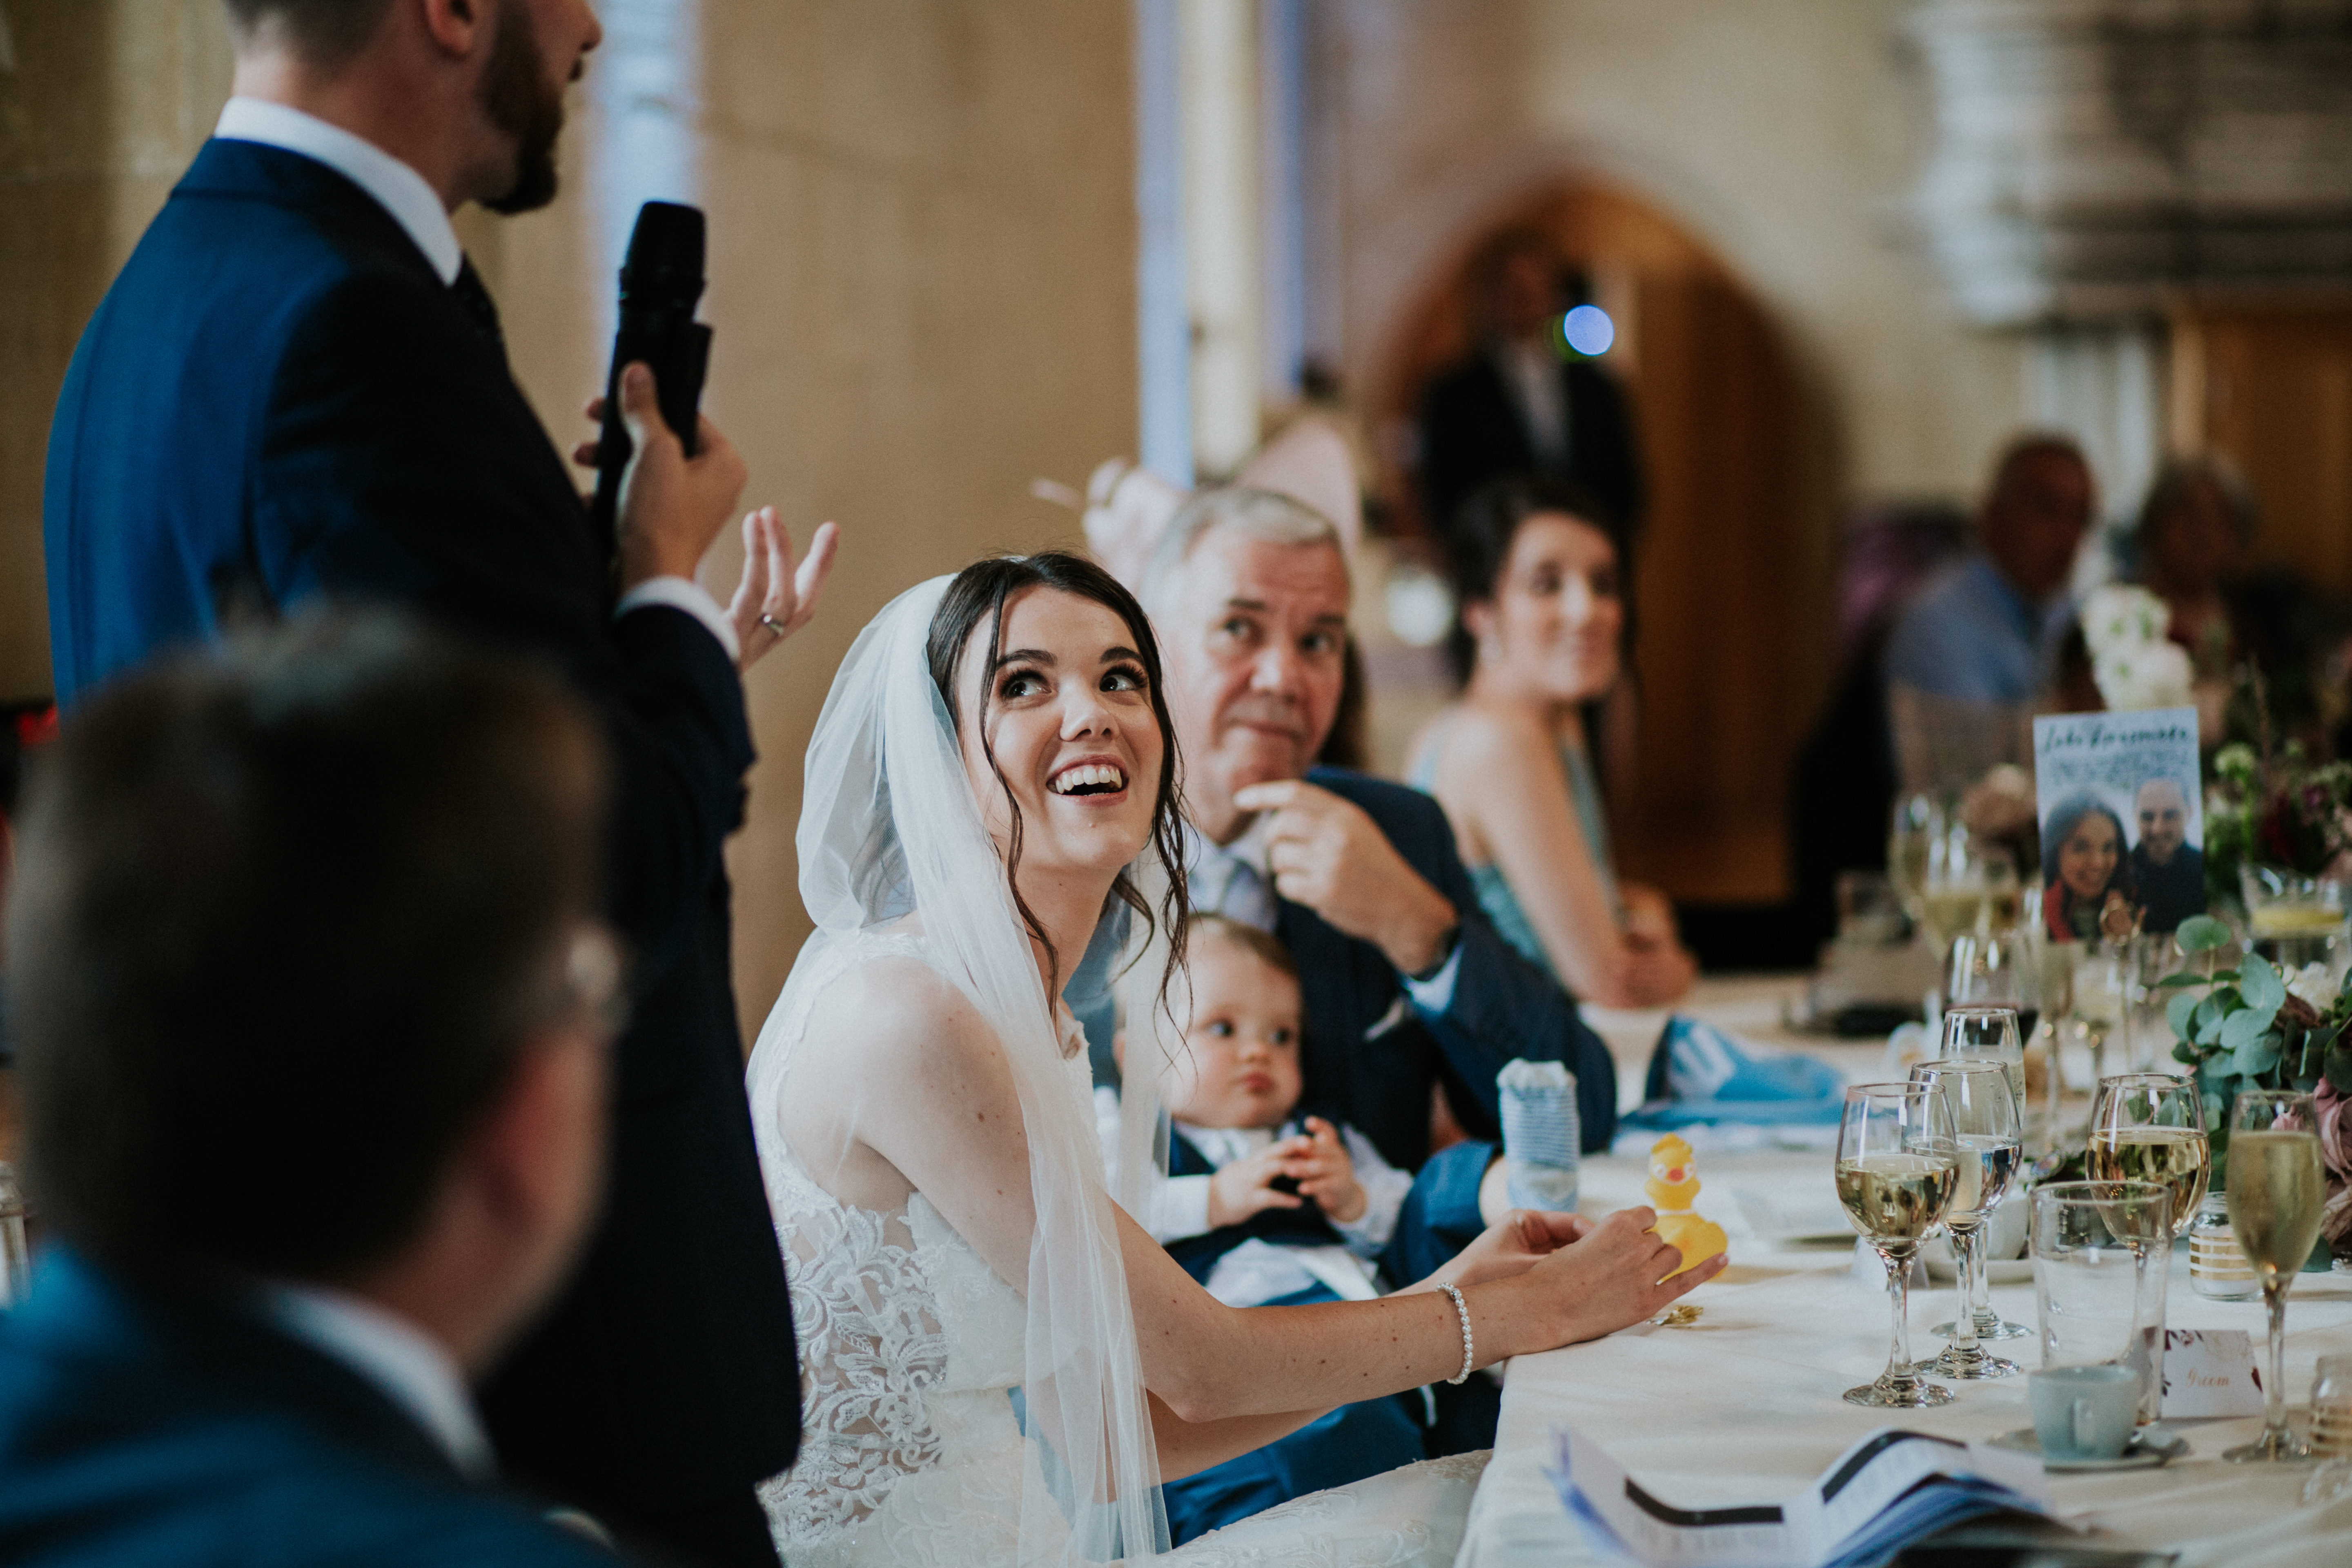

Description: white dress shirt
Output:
[260,1281,494,1479]
[212,97,739,661]
[1497,338,1568,466]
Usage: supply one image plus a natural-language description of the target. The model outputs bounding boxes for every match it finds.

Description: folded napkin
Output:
[1620,1015,1844,1129]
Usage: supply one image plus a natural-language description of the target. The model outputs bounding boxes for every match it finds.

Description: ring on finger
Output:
[759,613,789,636]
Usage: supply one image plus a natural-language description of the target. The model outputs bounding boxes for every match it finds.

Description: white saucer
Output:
[1987,1427,2190,1472]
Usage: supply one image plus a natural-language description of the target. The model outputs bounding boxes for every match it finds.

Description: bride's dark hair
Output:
[927,551,1190,1013]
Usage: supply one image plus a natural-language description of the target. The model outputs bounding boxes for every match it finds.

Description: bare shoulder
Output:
[1442,699,1557,775]
[796,950,1000,1080]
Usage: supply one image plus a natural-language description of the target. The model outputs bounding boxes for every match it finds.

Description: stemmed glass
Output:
[1837,1082,1960,1407]
[1909,1060,2023,1378]
[1936,1004,2034,1343]
[1889,793,1941,933]
[2223,1089,2328,1463]
[2087,1075,2209,1242]
[2069,939,2133,1132]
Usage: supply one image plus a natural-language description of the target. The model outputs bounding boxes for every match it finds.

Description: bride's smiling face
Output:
[954,586,1167,880]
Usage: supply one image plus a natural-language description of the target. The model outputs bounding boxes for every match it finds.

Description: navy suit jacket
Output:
[1414,352,1643,537]
[1279,768,1616,1170]
[42,140,797,1509]
[0,1251,624,1567]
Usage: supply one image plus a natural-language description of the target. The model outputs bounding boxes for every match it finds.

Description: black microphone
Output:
[588,201,714,558]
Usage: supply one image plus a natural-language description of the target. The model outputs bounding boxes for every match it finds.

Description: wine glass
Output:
[1837,1082,1960,1407]
[2224,1088,2328,1463]
[1922,822,1990,962]
[2069,939,2132,1133]
[1980,846,2022,934]
[1908,1059,2023,1379]
[2088,1074,2209,1241]
[1937,1004,2033,1341]
[1889,793,1940,930]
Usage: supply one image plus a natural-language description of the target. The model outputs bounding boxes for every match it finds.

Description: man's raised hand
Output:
[1233,779,1458,978]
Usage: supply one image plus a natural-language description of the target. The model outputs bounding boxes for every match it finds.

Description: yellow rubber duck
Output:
[1644,1134,1728,1278]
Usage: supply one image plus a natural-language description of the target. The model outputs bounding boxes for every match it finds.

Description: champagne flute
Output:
[2223,1089,2328,1463]
[2088,1074,2209,1241]
[1837,1082,1960,1407]
[1936,1004,2035,1341]
[1909,1060,2023,1378]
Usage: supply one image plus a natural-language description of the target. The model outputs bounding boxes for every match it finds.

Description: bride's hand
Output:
[1512,1207,1725,1345]
[1432,1208,1595,1290]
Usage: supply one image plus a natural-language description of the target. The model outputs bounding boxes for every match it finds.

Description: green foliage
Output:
[2176,915,2234,953]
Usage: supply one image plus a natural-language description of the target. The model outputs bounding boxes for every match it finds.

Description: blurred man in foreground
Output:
[0,616,630,1566]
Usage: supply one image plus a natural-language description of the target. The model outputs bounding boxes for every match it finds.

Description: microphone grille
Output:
[620,201,706,294]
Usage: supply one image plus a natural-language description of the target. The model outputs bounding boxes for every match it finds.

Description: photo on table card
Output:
[2032,708,2204,940]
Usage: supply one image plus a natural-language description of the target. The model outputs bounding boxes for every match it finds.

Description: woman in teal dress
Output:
[1407,477,1695,1009]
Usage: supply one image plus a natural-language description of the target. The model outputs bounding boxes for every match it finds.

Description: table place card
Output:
[2161,1328,2262,1417]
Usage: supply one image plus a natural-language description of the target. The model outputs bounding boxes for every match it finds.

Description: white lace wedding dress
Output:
[753,931,1488,1568]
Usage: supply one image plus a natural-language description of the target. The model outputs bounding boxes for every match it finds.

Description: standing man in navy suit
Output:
[0,615,633,1566]
[42,4,832,1563]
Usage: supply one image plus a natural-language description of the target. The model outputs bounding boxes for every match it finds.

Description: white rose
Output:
[2288,963,2335,1011]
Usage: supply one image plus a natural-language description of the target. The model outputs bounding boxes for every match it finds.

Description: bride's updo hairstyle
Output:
[926,550,1190,1006]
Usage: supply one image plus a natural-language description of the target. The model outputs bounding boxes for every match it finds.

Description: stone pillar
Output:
[0,0,230,701]
[1181,0,1261,477]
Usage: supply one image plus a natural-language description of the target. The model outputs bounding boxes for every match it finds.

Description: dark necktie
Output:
[451,257,505,352]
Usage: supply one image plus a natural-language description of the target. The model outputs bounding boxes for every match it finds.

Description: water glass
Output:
[1836,1082,1959,1408]
[2223,1088,2325,1463]
[2031,1180,2173,1426]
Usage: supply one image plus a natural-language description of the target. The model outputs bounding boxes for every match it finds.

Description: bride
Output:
[746,552,1716,1567]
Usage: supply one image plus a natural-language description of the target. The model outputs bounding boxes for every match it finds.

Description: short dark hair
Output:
[4,612,608,1281]
[927,551,1189,1007]
[223,0,398,66]
[1443,474,1632,688]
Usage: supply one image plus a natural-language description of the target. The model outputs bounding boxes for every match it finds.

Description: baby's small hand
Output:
[1207,1145,1305,1227]
[1289,1117,1367,1224]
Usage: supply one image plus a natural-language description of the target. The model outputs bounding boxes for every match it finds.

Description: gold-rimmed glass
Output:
[1837,1082,1960,1407]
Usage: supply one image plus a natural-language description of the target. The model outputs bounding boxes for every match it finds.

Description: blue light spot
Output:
[1563,304,1615,357]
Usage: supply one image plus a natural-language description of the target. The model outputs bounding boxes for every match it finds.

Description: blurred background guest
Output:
[0,615,624,1567]
[1885,434,2095,706]
[1413,229,1643,543]
[1408,477,1694,1008]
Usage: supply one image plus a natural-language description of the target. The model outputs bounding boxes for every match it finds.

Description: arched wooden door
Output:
[1372,180,1831,907]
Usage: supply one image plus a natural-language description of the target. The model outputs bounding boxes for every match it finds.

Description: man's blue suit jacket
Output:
[1278,767,1615,1170]
[0,1251,622,1567]
[42,139,796,1511]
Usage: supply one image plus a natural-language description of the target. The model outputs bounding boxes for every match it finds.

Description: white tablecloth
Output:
[1457,979,2352,1567]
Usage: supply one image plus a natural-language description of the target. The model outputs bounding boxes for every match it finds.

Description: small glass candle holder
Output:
[2189,1191,2258,1301]
[2314,1355,2352,1459]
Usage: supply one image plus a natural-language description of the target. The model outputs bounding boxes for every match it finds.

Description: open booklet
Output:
[1545,1425,2056,1568]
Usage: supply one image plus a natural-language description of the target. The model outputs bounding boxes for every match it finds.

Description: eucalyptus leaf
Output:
[2172,1040,2199,1065]
[2167,987,2203,1039]
[2152,972,2207,989]
[2194,996,2227,1044]
[2176,914,2233,952]
[2221,1005,2281,1050]
[2329,1045,2352,1096]
[2239,952,2287,1014]
[2233,1033,2283,1077]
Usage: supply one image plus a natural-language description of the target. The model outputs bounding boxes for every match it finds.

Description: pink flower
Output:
[2316,1078,2352,1254]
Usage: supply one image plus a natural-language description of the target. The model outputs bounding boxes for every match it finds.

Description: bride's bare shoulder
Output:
[796,945,1005,1080]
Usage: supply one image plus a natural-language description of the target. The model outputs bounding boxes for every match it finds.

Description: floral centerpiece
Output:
[2165,915,2352,1258]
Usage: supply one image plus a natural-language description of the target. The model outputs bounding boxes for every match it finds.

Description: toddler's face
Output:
[1167,934,1304,1130]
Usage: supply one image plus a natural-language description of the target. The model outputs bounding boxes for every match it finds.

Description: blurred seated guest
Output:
[1408,477,1695,1008]
[2130,777,2203,934]
[2040,792,2138,942]
[1885,434,2096,704]
[1415,228,1642,543]
[0,615,627,1567]
[2135,456,2337,744]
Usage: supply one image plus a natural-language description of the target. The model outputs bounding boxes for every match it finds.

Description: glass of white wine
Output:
[2224,1088,2328,1463]
[1921,823,1991,962]
[1889,793,1941,931]
[1908,1060,2023,1379]
[2087,1075,2209,1241]
[2069,940,2131,1127]
[1937,1004,2034,1341]
[1837,1082,1960,1407]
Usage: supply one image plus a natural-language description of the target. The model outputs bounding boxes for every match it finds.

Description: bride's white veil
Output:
[746,575,1172,1565]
